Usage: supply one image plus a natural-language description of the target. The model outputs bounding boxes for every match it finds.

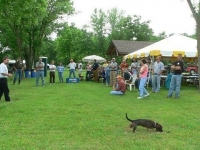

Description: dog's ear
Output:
[156,123,163,132]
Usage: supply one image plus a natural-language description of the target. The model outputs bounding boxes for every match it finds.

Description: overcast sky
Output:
[67,0,196,35]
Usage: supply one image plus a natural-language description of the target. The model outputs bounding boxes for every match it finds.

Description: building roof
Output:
[106,40,155,56]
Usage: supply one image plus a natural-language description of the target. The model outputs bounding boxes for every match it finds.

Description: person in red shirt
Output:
[110,75,126,95]
[119,59,129,76]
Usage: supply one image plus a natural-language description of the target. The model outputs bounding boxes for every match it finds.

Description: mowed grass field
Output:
[0,70,200,150]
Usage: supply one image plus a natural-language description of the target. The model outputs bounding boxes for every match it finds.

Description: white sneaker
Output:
[144,93,150,97]
[137,97,143,99]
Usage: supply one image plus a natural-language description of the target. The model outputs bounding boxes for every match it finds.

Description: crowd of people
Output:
[0,54,184,101]
[84,55,183,99]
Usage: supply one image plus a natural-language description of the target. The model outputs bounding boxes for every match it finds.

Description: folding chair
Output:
[124,70,135,91]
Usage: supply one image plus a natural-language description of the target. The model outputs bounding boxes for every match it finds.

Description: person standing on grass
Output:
[119,59,129,76]
[147,58,153,77]
[109,58,118,87]
[77,60,83,80]
[152,56,165,93]
[13,57,24,85]
[147,58,153,86]
[57,62,64,83]
[137,59,150,99]
[69,59,76,78]
[36,58,45,86]
[86,61,92,81]
[131,58,138,85]
[105,61,111,86]
[92,59,99,82]
[110,75,126,95]
[167,54,183,98]
[102,60,108,68]
[0,56,12,102]
[49,60,56,84]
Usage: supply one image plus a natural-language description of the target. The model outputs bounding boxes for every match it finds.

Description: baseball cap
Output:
[116,75,123,79]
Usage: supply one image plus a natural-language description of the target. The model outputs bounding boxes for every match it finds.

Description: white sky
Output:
[67,0,196,35]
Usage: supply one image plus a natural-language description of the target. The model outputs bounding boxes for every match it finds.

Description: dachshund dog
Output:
[126,113,163,132]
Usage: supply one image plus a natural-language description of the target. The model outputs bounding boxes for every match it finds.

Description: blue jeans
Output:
[168,74,182,97]
[58,72,63,82]
[14,69,22,83]
[36,71,45,86]
[110,91,124,95]
[110,83,123,95]
[139,77,148,97]
[152,75,161,92]
[69,69,76,78]
[105,71,110,85]
[132,69,137,75]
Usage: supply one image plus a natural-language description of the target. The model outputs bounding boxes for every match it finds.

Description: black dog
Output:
[126,113,163,132]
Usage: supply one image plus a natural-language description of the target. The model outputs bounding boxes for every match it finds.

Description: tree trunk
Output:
[24,54,33,70]
[196,22,200,91]
[186,0,200,91]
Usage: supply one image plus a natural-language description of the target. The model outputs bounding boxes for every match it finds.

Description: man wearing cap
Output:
[110,75,126,95]
[109,58,118,87]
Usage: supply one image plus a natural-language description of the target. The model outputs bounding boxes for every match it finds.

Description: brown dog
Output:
[126,113,163,132]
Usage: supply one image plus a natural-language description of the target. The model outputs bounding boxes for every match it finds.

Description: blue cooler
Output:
[31,69,36,78]
[25,70,31,78]
[66,78,80,83]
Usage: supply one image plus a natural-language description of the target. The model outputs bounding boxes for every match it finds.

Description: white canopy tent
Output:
[124,34,197,59]
[82,55,106,63]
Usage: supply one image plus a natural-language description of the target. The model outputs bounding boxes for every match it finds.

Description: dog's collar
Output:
[154,121,157,128]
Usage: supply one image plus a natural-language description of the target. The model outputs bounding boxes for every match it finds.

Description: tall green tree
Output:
[90,8,154,58]
[106,8,154,41]
[55,25,95,64]
[186,0,200,90]
[90,8,107,57]
[0,0,74,69]
[107,8,125,39]
[150,32,167,42]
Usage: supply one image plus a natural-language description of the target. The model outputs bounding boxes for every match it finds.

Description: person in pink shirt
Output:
[137,59,150,99]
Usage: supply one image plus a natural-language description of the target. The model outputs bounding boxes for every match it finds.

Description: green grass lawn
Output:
[0,70,200,149]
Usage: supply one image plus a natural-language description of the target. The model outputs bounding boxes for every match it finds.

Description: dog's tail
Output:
[125,113,134,122]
